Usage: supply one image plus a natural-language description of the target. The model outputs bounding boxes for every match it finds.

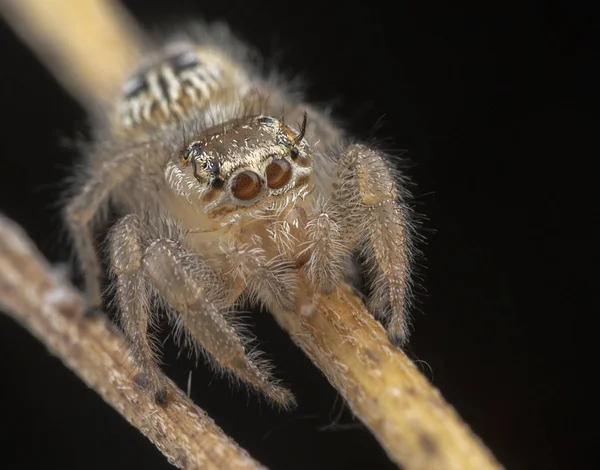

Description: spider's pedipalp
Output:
[302,202,349,295]
[223,243,298,313]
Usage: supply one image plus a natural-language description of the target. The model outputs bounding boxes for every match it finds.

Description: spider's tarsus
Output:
[84,305,103,318]
[386,321,409,349]
[154,388,169,405]
[133,372,151,390]
[268,386,297,411]
[133,372,169,405]
[319,285,336,296]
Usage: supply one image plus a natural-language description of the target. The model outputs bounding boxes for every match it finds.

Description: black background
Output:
[0,1,595,469]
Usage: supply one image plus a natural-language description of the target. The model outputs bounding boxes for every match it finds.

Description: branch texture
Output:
[0,213,266,470]
[272,284,502,469]
[0,0,144,108]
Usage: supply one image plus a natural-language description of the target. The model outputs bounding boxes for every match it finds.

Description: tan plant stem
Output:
[0,0,144,108]
[272,284,502,469]
[0,213,267,470]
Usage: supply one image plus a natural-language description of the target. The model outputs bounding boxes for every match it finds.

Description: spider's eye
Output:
[181,143,202,165]
[231,171,261,200]
[290,147,299,159]
[181,149,192,165]
[266,159,292,189]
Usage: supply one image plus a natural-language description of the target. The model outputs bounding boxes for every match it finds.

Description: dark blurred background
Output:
[0,1,595,469]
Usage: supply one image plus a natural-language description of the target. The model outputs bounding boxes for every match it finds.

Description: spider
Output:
[64,23,416,407]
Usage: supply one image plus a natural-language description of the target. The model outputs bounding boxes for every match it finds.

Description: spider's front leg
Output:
[306,144,413,346]
[110,214,296,407]
[109,214,167,402]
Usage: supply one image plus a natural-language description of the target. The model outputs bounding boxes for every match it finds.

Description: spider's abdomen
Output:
[114,45,250,131]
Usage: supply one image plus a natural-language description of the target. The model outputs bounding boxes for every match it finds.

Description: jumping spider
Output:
[65,24,415,407]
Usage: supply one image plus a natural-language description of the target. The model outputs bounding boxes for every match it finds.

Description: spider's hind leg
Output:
[65,143,151,311]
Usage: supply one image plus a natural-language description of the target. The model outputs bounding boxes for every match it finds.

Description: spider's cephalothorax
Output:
[65,26,416,407]
[167,114,311,214]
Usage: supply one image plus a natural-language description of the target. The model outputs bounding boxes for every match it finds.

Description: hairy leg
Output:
[109,214,168,403]
[343,144,412,345]
[223,242,297,314]
[143,238,296,408]
[306,144,412,345]
[65,143,152,309]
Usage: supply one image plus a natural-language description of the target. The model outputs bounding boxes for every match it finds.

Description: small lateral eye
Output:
[181,149,192,165]
[266,159,292,189]
[290,147,299,159]
[231,171,261,200]
[181,143,202,165]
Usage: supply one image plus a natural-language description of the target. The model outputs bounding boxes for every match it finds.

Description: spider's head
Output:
[173,113,312,217]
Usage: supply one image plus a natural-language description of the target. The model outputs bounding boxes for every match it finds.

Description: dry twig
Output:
[0,0,143,108]
[0,213,267,470]
[0,0,504,468]
[273,284,502,469]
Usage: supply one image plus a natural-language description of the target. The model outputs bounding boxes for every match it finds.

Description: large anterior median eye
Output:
[231,171,261,200]
[266,159,292,189]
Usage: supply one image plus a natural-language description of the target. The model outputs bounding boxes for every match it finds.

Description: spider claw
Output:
[230,355,297,409]
[267,385,297,410]
[84,304,103,318]
[154,387,169,405]
[133,372,168,405]
[133,372,151,390]
[385,316,409,349]
[248,376,297,410]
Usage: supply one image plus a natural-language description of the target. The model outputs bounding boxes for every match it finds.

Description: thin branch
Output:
[0,214,267,470]
[272,285,502,469]
[0,0,144,108]
[0,0,504,468]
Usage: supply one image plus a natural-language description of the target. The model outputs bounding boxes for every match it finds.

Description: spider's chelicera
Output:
[65,25,416,407]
